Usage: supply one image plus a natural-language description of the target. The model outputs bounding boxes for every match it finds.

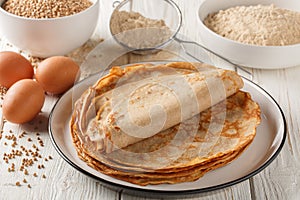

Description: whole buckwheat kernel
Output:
[2,0,93,19]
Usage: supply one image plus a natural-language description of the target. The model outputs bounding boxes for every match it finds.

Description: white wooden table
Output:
[1,0,299,199]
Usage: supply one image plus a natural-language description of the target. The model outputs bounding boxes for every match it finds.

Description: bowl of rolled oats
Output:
[198,0,300,69]
[0,0,99,57]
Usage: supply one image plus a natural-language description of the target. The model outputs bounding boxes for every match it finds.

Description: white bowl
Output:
[198,0,300,69]
[0,0,99,57]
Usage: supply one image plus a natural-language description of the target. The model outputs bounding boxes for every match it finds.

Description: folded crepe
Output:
[73,62,244,153]
[70,62,261,185]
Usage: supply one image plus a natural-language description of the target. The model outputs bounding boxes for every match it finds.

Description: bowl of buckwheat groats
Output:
[0,0,99,57]
[198,0,300,69]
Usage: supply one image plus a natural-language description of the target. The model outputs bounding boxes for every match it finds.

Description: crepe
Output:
[70,62,261,185]
[73,62,244,153]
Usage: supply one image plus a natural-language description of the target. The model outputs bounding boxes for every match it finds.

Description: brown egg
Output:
[35,56,80,94]
[0,51,34,88]
[3,79,45,124]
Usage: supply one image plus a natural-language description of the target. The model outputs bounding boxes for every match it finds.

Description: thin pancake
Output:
[72,125,251,185]
[70,62,260,186]
[101,91,259,171]
[72,62,244,154]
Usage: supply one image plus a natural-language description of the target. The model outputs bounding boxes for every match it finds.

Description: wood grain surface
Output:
[0,0,299,199]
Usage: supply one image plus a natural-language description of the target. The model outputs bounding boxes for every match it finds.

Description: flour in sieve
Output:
[110,10,172,49]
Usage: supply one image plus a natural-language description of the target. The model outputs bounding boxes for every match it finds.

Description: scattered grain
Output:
[0,86,8,95]
[1,121,53,189]
[28,56,44,69]
[18,131,26,138]
[12,141,17,147]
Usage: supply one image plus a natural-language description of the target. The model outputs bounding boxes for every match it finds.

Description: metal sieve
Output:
[109,0,182,55]
[109,0,251,77]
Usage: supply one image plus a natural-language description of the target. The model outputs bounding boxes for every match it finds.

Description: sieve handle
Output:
[174,37,252,80]
[112,1,122,8]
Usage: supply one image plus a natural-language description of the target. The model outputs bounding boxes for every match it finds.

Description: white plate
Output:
[49,70,286,195]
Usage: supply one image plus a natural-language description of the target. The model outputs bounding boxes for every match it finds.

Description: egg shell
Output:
[35,56,80,94]
[3,79,45,124]
[0,51,34,88]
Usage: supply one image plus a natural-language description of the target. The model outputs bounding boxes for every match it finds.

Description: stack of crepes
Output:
[70,62,261,186]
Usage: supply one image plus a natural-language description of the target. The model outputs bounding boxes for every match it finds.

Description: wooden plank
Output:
[1,0,299,199]
[249,68,300,200]
[119,180,251,199]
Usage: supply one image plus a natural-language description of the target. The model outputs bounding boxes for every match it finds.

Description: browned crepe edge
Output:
[71,91,259,173]
[71,127,251,185]
[69,62,260,185]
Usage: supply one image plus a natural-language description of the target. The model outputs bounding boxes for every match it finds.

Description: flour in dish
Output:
[204,4,300,46]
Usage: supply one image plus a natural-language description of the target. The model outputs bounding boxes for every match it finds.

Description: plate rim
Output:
[48,73,287,196]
